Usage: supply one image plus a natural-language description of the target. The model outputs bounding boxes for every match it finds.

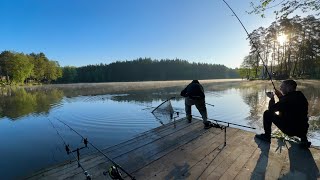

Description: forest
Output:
[58,58,239,83]
[239,15,320,80]
[0,51,62,84]
[0,52,239,84]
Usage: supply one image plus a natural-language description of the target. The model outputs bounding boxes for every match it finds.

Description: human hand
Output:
[275,89,283,98]
[266,91,274,98]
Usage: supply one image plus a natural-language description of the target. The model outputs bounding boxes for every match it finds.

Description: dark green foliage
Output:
[59,66,78,83]
[58,58,239,83]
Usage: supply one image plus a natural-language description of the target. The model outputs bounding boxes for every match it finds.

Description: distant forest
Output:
[58,58,239,83]
[0,52,239,84]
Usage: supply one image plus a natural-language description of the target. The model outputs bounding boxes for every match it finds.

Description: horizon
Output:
[1,0,283,69]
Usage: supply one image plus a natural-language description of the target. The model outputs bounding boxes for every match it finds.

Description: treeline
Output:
[57,58,239,83]
[239,15,320,79]
[0,51,62,84]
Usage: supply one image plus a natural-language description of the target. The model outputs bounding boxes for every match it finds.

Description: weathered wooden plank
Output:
[130,127,241,180]
[26,118,197,179]
[234,135,288,180]
[180,128,240,178]
[104,117,191,153]
[25,118,320,180]
[70,121,206,179]
[218,132,258,180]
[55,119,204,179]
[203,130,257,179]
[278,142,320,180]
[130,129,228,179]
[264,139,288,180]
[188,130,250,180]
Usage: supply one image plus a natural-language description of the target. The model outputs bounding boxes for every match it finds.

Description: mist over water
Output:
[0,79,319,179]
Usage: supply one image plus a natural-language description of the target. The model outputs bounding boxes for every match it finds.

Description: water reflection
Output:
[0,80,319,132]
[0,80,320,180]
[235,81,320,133]
[0,87,64,120]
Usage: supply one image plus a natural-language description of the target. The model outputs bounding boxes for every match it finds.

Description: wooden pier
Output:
[26,118,320,180]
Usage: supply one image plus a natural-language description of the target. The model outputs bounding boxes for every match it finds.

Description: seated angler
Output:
[255,79,311,148]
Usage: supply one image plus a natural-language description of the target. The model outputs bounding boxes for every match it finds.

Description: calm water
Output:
[0,80,320,179]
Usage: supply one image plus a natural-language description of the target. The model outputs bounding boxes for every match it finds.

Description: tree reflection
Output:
[0,88,64,120]
[238,81,320,132]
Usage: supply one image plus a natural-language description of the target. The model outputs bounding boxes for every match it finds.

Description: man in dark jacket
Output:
[255,79,311,148]
[181,80,210,129]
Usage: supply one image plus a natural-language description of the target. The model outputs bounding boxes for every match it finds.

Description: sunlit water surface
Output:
[0,80,319,179]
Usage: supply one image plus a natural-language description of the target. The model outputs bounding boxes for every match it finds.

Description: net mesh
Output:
[152,98,174,114]
[151,98,175,124]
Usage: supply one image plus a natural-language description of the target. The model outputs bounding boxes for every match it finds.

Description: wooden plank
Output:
[181,128,241,179]
[234,135,288,180]
[55,119,204,179]
[278,142,320,180]
[129,128,227,178]
[218,132,258,180]
[204,131,257,179]
[264,138,288,180]
[26,118,197,179]
[25,120,320,180]
[75,121,206,180]
[130,127,242,180]
[188,130,251,180]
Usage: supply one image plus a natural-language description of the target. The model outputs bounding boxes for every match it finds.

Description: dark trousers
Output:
[185,97,207,124]
[263,110,308,141]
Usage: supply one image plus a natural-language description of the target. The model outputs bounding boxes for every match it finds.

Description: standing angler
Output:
[180,80,210,129]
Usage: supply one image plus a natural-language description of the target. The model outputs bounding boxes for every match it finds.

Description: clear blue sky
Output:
[0,0,277,68]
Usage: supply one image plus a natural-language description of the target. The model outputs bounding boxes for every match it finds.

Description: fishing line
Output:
[150,98,255,129]
[175,109,256,129]
[48,118,92,179]
[53,117,136,180]
[222,0,276,90]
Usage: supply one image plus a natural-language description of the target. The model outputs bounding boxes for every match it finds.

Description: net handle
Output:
[151,97,175,113]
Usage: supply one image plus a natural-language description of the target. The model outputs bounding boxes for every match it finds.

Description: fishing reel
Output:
[170,111,180,120]
[84,171,92,180]
[210,122,223,130]
[103,165,123,180]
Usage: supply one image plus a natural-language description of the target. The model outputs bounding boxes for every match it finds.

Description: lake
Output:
[0,79,319,179]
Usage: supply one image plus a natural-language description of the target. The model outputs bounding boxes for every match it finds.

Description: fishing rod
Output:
[48,119,92,180]
[221,0,276,90]
[205,103,215,107]
[175,110,256,130]
[151,97,255,129]
[54,117,136,180]
[151,96,214,109]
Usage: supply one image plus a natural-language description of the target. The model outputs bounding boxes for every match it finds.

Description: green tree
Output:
[59,66,77,83]
[44,61,62,82]
[8,53,33,83]
[0,51,15,82]
[28,52,48,81]
[249,0,320,18]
